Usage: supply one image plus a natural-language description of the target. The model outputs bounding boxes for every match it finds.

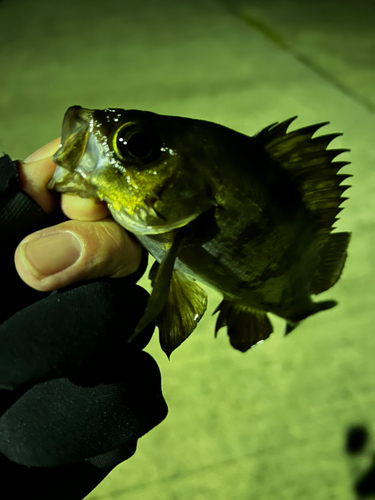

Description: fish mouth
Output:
[109,204,201,235]
[48,106,95,194]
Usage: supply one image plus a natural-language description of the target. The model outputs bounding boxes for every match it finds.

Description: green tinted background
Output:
[1,0,374,498]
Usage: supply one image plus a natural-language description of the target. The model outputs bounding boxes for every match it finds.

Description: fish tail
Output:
[285,321,299,335]
[284,299,337,335]
[314,299,338,313]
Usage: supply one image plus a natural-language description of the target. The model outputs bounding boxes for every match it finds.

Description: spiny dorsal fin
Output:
[258,118,351,236]
[255,116,297,143]
[214,300,273,352]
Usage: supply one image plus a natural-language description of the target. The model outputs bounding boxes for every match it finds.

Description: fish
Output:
[48,105,351,357]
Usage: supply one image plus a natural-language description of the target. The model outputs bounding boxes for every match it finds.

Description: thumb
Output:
[15,218,142,292]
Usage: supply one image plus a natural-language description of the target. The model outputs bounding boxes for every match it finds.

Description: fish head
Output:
[49,106,214,235]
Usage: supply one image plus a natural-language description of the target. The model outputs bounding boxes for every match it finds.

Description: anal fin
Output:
[157,270,207,358]
[214,301,273,352]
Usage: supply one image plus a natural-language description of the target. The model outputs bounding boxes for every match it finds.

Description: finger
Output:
[14,218,142,292]
[60,194,111,221]
[19,139,110,221]
[17,138,61,214]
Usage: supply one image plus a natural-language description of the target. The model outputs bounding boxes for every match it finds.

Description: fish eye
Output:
[113,124,162,163]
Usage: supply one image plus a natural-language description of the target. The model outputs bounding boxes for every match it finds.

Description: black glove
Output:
[0,154,168,499]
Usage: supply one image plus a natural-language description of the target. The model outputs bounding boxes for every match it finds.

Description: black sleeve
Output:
[0,154,167,499]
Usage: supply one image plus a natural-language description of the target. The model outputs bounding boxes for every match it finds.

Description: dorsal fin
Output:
[257,118,351,236]
[257,118,351,295]
[310,232,351,294]
[255,117,297,142]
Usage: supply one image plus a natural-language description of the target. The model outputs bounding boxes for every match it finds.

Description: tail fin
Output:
[284,299,337,335]
[314,299,338,312]
[285,322,299,335]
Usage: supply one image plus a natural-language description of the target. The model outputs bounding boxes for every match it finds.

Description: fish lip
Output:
[110,205,202,235]
[48,106,95,193]
[52,106,93,171]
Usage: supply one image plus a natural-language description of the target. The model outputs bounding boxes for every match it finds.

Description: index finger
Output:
[20,139,111,221]
[60,194,111,221]
[17,138,61,214]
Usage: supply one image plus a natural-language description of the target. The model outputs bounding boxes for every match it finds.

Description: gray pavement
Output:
[1,0,374,498]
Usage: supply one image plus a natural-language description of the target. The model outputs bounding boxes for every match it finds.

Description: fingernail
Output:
[23,232,82,278]
[24,139,61,163]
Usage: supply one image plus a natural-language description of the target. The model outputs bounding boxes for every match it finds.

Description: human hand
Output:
[0,149,167,500]
[14,138,142,291]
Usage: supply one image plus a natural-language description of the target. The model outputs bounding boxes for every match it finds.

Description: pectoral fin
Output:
[214,301,273,352]
[156,269,207,358]
[129,230,186,343]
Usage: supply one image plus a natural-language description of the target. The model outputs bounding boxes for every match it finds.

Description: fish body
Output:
[49,106,351,356]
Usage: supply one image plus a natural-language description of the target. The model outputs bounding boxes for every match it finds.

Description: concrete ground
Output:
[1,0,375,498]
